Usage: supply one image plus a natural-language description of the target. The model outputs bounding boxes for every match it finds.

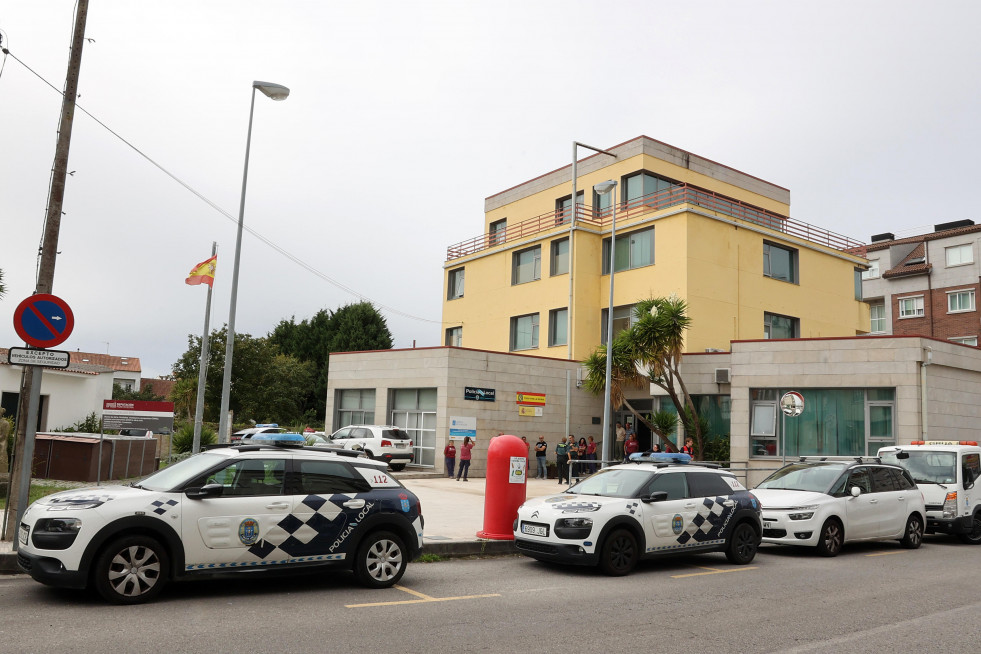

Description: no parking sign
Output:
[12,294,74,348]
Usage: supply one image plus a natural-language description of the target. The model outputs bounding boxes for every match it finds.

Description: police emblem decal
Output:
[399,492,410,512]
[239,518,260,545]
[671,514,684,535]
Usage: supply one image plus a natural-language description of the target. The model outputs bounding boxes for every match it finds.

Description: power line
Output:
[2,47,441,325]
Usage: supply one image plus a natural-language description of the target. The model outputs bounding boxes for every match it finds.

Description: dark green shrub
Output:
[172,423,217,454]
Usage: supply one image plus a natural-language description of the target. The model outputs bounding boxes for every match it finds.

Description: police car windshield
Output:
[567,468,653,498]
[137,453,228,491]
[756,463,846,493]
[880,450,956,485]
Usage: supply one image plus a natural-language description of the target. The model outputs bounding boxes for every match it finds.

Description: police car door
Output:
[181,457,293,570]
[287,459,384,562]
[682,472,740,547]
[642,472,699,552]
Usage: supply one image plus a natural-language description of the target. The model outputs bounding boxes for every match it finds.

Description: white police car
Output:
[17,433,424,604]
[513,454,762,575]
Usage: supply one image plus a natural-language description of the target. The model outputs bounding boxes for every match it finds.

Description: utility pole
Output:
[3,0,89,542]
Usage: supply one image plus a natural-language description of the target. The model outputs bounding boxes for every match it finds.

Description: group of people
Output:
[443,429,697,482]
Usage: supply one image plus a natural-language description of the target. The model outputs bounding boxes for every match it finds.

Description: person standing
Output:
[456,436,474,481]
[555,437,570,484]
[444,440,457,478]
[572,438,587,481]
[534,435,548,479]
[624,433,639,460]
[586,435,598,473]
[680,437,695,457]
[614,422,626,461]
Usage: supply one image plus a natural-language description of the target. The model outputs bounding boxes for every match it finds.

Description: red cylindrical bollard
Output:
[477,434,528,540]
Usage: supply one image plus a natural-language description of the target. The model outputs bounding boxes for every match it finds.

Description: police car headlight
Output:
[46,500,104,511]
[35,517,82,533]
[557,517,593,529]
[561,506,600,513]
[788,505,818,520]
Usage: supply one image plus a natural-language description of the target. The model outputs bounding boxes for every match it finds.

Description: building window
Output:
[335,388,375,429]
[854,269,863,301]
[862,259,880,280]
[600,304,638,344]
[510,313,539,351]
[445,326,462,347]
[751,388,895,457]
[763,242,798,283]
[447,267,464,300]
[489,218,507,245]
[764,312,799,339]
[898,296,925,318]
[947,289,975,313]
[602,227,654,274]
[555,191,583,224]
[623,171,676,207]
[550,238,569,276]
[512,246,541,285]
[946,244,973,267]
[548,308,568,347]
[950,336,978,346]
[869,303,886,333]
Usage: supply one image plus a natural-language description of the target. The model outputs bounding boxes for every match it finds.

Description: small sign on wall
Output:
[465,387,496,401]
[449,416,477,440]
[518,406,543,417]
[516,392,546,406]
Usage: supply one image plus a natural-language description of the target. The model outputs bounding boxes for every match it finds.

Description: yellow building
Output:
[442,136,869,360]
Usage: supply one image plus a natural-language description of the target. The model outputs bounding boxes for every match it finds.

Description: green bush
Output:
[172,423,217,454]
[55,412,103,433]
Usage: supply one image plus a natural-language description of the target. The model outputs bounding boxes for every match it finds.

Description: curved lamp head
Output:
[253,81,290,101]
[593,180,617,195]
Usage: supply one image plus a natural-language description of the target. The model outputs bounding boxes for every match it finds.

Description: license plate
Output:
[521,523,547,537]
[396,443,407,449]
[19,524,28,546]
[762,521,773,530]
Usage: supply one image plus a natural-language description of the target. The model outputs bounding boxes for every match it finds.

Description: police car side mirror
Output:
[185,483,223,500]
[850,486,861,498]
[641,491,669,503]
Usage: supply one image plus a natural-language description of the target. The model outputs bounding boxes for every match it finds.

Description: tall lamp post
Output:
[218,81,290,441]
[594,180,618,467]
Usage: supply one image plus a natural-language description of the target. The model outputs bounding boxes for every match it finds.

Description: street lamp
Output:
[594,179,618,467]
[217,81,290,441]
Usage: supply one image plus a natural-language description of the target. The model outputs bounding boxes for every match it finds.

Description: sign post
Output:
[779,391,805,465]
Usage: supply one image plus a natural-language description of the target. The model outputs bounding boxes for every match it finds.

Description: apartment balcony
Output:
[446,183,864,260]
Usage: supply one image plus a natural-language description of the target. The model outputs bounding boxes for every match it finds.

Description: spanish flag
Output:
[185,255,217,287]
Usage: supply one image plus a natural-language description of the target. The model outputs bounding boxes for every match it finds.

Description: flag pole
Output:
[192,242,217,454]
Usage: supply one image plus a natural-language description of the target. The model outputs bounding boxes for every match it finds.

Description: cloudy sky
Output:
[2,1,980,379]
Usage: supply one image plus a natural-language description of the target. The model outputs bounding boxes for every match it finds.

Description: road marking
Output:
[865,550,907,557]
[670,565,758,578]
[345,585,501,608]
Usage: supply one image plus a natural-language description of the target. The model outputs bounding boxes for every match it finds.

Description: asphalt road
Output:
[1,536,978,654]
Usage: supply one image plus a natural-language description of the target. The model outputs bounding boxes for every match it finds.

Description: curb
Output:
[0,552,19,574]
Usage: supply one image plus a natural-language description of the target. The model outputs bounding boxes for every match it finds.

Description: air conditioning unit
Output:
[715,368,732,384]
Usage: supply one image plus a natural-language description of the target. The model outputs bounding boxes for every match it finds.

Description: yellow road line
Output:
[346,586,501,608]
[671,566,758,579]
[866,551,906,557]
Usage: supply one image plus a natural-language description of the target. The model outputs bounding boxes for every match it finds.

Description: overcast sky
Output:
[2,1,980,379]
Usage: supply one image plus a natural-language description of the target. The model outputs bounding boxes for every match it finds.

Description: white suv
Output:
[326,425,414,471]
[753,458,926,556]
[18,437,424,604]
[513,460,763,575]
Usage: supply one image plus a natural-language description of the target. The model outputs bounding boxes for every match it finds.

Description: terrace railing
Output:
[446,183,863,260]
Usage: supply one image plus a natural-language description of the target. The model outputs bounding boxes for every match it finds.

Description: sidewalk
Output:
[0,474,574,573]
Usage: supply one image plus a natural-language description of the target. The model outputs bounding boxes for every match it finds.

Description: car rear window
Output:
[383,429,407,440]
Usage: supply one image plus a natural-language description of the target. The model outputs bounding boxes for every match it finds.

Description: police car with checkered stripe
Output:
[17,434,424,604]
[513,454,762,575]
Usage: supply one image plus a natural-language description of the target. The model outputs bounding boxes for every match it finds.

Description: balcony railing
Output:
[446,183,864,260]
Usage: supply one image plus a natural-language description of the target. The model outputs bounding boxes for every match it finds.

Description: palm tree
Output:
[0,268,6,300]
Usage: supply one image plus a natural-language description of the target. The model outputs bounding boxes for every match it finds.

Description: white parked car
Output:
[326,425,414,471]
[753,457,926,556]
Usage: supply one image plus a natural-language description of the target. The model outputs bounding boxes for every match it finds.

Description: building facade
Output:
[442,136,870,361]
[860,219,981,346]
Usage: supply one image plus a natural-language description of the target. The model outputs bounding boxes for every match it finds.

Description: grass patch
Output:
[0,482,70,510]
[417,553,445,563]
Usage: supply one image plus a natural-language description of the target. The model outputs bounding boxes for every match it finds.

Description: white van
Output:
[878,441,981,544]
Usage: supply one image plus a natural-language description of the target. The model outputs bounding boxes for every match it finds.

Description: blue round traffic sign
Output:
[13,294,75,348]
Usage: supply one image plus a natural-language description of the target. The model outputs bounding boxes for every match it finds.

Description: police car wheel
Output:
[599,529,638,576]
[93,535,169,605]
[900,514,923,549]
[725,522,759,565]
[354,531,406,588]
[957,513,981,544]
[816,519,843,557]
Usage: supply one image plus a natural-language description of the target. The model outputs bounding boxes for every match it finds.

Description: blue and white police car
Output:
[17,433,424,604]
[513,454,762,575]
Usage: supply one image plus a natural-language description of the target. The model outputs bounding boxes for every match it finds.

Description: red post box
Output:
[477,434,528,540]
